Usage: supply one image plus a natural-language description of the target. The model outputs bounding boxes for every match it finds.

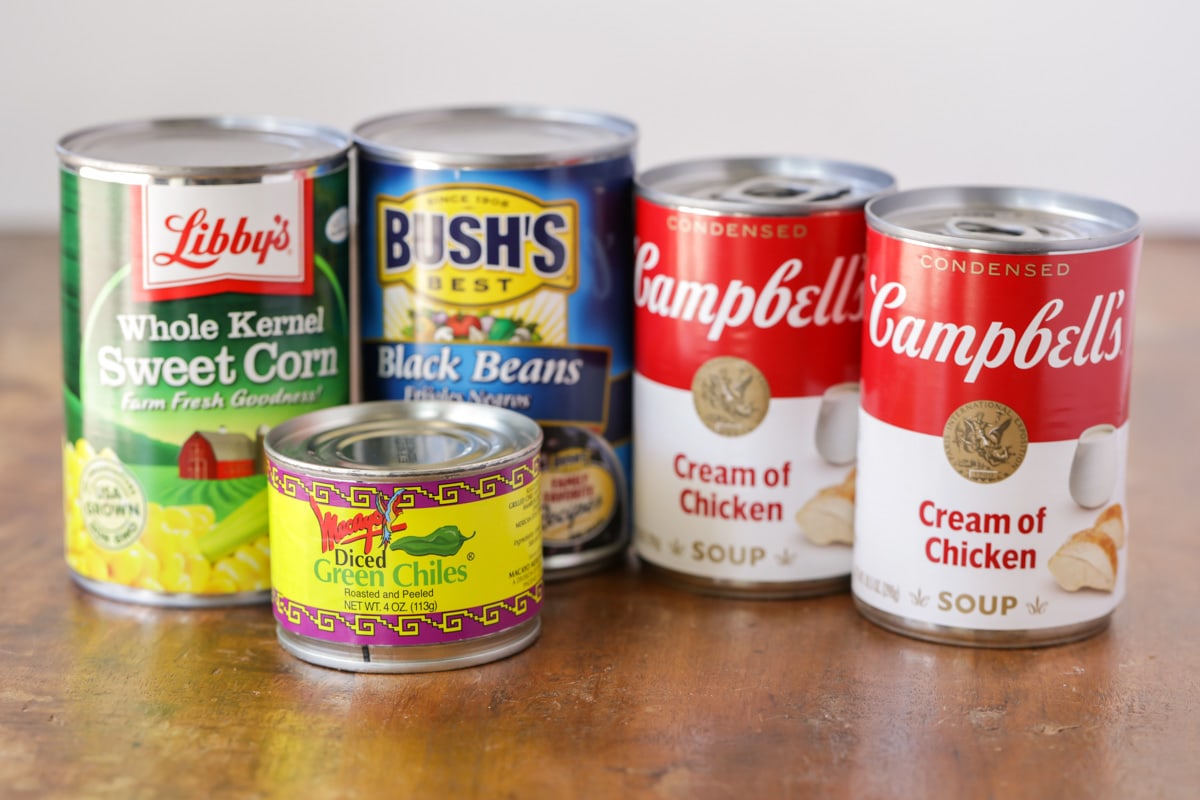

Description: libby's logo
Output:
[134,182,312,300]
[153,209,291,269]
[376,183,578,307]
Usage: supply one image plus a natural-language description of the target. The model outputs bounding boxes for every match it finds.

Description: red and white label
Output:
[633,199,868,586]
[861,234,1139,441]
[633,201,867,397]
[133,179,313,301]
[853,230,1141,633]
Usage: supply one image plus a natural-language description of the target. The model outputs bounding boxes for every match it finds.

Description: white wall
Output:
[4,0,1198,233]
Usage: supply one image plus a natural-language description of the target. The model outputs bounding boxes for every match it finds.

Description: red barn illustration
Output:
[179,427,259,480]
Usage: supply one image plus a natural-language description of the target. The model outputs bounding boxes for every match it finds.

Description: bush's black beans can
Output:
[355,107,637,579]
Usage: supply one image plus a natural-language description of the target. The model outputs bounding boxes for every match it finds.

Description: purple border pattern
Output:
[268,455,539,511]
[273,583,544,646]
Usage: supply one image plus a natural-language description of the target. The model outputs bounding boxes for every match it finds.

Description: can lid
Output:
[57,116,352,178]
[866,186,1141,254]
[353,106,637,169]
[636,156,896,216]
[265,401,542,479]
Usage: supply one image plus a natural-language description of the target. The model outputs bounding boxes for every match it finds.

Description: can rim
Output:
[56,116,352,178]
[353,105,637,169]
[866,185,1142,254]
[636,155,896,216]
[265,400,543,480]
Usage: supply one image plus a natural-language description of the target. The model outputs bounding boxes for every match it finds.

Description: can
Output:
[354,106,637,578]
[633,157,896,597]
[58,117,352,606]
[854,186,1141,646]
[264,400,543,672]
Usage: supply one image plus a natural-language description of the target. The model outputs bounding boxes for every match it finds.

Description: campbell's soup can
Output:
[355,107,637,579]
[57,117,352,606]
[854,186,1141,646]
[633,157,895,597]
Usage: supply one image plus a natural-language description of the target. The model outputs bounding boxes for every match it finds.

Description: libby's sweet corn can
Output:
[57,117,352,606]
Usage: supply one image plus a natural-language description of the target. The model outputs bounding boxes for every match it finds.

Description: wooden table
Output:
[2,233,1197,799]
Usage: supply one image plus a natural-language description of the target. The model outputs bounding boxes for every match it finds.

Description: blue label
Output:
[357,156,634,442]
[357,150,635,560]
[363,341,613,426]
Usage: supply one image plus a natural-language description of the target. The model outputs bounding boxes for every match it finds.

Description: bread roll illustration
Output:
[796,469,856,546]
[1093,503,1125,548]
[1048,529,1118,592]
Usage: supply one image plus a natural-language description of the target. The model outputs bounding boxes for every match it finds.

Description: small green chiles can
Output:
[264,400,544,673]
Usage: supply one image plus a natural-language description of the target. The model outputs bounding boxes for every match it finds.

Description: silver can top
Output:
[353,106,637,169]
[867,186,1141,254]
[57,116,352,179]
[265,400,543,480]
[637,156,896,216]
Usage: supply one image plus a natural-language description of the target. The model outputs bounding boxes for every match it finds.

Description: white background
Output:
[4,0,1198,232]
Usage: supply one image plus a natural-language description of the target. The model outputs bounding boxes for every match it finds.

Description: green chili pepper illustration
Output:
[389,525,476,556]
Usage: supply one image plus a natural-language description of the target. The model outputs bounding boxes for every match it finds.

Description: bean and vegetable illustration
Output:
[403,308,541,343]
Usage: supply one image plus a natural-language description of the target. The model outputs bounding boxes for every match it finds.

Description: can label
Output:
[267,455,543,646]
[134,181,312,298]
[633,201,866,585]
[374,183,578,305]
[359,162,633,566]
[853,234,1140,630]
[62,169,350,598]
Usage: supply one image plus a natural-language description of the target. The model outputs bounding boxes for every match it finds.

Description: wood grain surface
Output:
[1,233,1197,799]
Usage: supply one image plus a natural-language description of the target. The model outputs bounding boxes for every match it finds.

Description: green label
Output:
[61,167,350,596]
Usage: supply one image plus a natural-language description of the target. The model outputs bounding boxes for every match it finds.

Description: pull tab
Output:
[946,216,1050,241]
[716,177,852,205]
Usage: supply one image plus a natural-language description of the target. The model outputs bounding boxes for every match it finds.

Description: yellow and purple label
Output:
[268,455,542,647]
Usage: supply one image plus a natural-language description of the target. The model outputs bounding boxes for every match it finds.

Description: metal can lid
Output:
[57,116,352,179]
[636,156,896,216]
[265,401,543,481]
[866,186,1141,254]
[353,106,637,169]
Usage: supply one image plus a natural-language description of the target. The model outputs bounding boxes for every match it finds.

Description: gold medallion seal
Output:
[943,400,1028,483]
[691,356,770,437]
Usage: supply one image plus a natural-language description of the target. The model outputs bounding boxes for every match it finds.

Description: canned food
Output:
[57,117,352,606]
[265,400,543,672]
[355,107,637,578]
[633,157,895,597]
[854,186,1141,646]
